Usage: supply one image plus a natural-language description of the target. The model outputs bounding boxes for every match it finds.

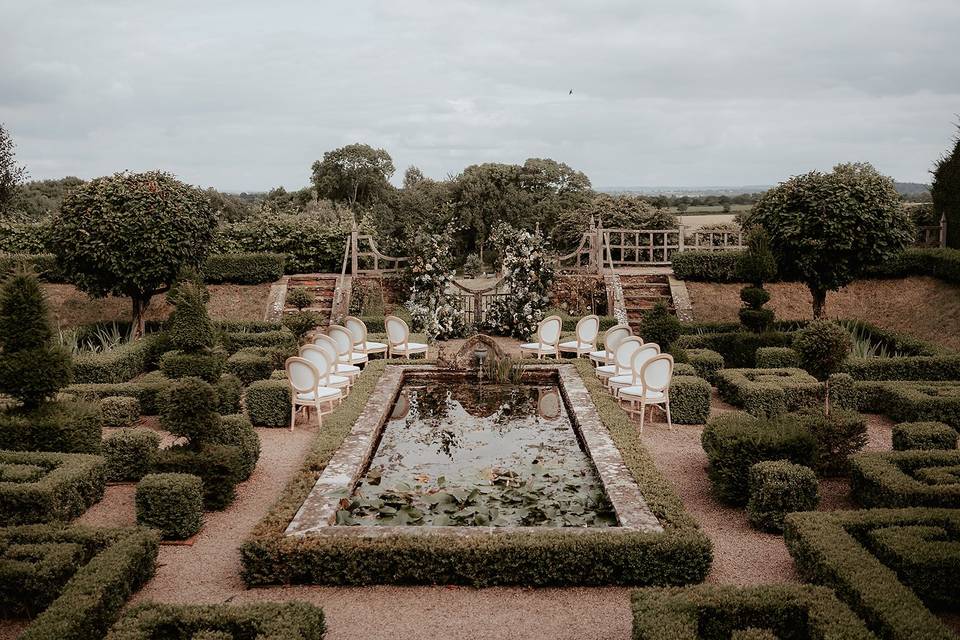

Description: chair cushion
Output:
[296,386,342,401]
[362,341,388,351]
[520,342,556,353]
[588,350,609,361]
[335,363,361,375]
[392,342,428,352]
[608,374,635,386]
[595,364,616,375]
[618,386,666,401]
[558,340,590,351]
[329,374,350,387]
[339,352,369,364]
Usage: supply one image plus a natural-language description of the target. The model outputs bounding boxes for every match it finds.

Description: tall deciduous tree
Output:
[931,124,960,249]
[747,163,913,318]
[0,124,28,215]
[51,171,217,337]
[311,143,395,209]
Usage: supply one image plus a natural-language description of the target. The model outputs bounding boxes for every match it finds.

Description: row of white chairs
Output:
[519,314,601,359]
[283,315,428,430]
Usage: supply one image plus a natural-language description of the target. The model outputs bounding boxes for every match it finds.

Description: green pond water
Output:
[336,380,616,527]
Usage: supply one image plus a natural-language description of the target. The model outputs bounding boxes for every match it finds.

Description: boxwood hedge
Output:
[755,347,800,369]
[675,332,795,368]
[202,253,286,284]
[892,421,958,451]
[73,333,168,384]
[102,429,161,482]
[107,601,325,640]
[630,583,872,639]
[850,449,960,508]
[746,460,819,533]
[686,349,724,383]
[671,250,747,283]
[784,508,960,640]
[66,379,171,415]
[0,400,103,453]
[716,368,821,417]
[135,473,204,540]
[222,329,296,354]
[842,354,960,381]
[0,450,106,524]
[240,359,713,587]
[1,524,159,640]
[854,380,960,429]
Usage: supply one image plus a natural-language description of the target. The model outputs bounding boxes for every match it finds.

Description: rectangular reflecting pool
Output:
[285,365,663,537]
[340,380,616,527]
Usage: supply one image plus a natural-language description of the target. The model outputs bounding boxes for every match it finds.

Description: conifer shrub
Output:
[639,301,681,352]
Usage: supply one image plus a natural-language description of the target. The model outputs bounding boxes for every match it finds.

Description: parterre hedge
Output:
[226,348,285,385]
[102,429,161,482]
[675,331,795,368]
[240,359,713,587]
[158,350,225,383]
[716,368,822,417]
[850,449,960,508]
[755,347,800,369]
[0,450,106,524]
[630,583,872,639]
[98,396,140,428]
[222,329,296,355]
[671,250,748,283]
[686,349,724,383]
[854,380,960,429]
[202,253,286,284]
[863,246,960,284]
[73,333,168,384]
[746,460,819,533]
[106,601,326,640]
[892,421,958,451]
[784,508,960,640]
[842,354,960,381]
[244,379,291,427]
[0,400,103,453]
[135,473,204,540]
[66,379,171,415]
[153,444,243,511]
[0,524,159,640]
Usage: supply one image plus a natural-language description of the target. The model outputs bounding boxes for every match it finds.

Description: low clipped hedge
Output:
[153,444,243,511]
[158,350,225,383]
[854,380,960,429]
[755,347,799,369]
[716,368,821,417]
[0,450,106,524]
[99,396,140,428]
[103,429,161,482]
[203,252,286,284]
[863,246,960,284]
[241,359,713,587]
[630,583,872,639]
[66,379,170,415]
[226,348,279,385]
[675,331,795,368]
[667,375,712,425]
[222,329,296,355]
[701,412,817,505]
[107,601,326,640]
[214,320,282,333]
[892,421,958,451]
[245,379,291,427]
[842,354,960,381]
[0,524,159,640]
[215,414,260,480]
[850,449,960,508]
[746,460,819,532]
[136,473,203,540]
[867,524,958,610]
[686,349,723,383]
[671,250,747,283]
[784,508,960,640]
[0,400,102,453]
[73,333,168,384]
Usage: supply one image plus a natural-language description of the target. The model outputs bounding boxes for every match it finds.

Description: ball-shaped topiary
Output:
[792,321,852,382]
[159,377,221,450]
[0,270,73,410]
[639,301,681,352]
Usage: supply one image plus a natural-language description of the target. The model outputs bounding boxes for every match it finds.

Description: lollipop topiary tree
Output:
[737,228,777,333]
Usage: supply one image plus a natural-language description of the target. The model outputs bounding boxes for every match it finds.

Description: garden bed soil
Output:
[686,277,960,352]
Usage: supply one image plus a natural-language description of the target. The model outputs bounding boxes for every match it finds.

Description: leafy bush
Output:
[793,407,868,476]
[1,524,158,640]
[849,450,960,508]
[99,396,140,428]
[675,331,795,368]
[716,368,821,417]
[107,601,326,640]
[213,414,260,480]
[746,460,819,532]
[158,350,225,383]
[153,444,243,510]
[286,286,313,311]
[103,429,161,482]
[213,212,349,274]
[701,412,817,504]
[214,373,243,414]
[72,333,166,384]
[159,377,222,448]
[0,269,72,409]
[136,473,203,540]
[0,450,105,524]
[225,349,275,385]
[639,301,681,352]
[0,400,102,453]
[462,253,483,277]
[630,583,871,640]
[892,421,958,451]
[202,253,285,284]
[792,320,852,382]
[755,346,799,369]
[784,508,959,640]
[244,379,291,428]
[685,349,723,382]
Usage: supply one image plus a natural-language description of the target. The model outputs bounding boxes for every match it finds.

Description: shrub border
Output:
[0,450,106,524]
[849,450,960,508]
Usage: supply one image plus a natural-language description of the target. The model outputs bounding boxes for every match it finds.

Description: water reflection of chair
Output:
[537,388,562,419]
[391,391,411,419]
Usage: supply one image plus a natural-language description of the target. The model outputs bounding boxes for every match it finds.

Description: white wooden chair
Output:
[384,315,429,359]
[328,325,369,366]
[608,343,660,397]
[519,315,562,359]
[284,356,342,431]
[312,334,361,382]
[619,353,674,434]
[300,344,351,391]
[344,315,388,357]
[558,315,601,357]
[588,324,632,366]
[595,336,644,383]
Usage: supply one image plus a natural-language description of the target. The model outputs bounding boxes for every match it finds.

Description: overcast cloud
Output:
[1,0,958,191]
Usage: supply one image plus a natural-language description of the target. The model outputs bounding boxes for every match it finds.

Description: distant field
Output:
[664,204,752,215]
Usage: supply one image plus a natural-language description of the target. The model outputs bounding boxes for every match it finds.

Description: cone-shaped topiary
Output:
[167,280,216,354]
[0,269,72,410]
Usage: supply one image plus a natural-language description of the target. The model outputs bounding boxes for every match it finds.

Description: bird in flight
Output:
[569,89,573,95]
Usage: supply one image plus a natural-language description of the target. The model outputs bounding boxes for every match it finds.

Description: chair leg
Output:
[290,402,297,431]
[639,401,646,435]
[314,401,323,428]
[665,400,672,430]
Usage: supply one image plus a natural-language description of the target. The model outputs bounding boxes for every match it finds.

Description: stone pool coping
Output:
[284,364,663,537]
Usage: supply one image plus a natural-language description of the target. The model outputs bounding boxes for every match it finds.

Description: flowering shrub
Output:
[405,232,467,341]
[484,225,555,338]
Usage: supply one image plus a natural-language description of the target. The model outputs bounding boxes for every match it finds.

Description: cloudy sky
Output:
[1,0,958,191]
